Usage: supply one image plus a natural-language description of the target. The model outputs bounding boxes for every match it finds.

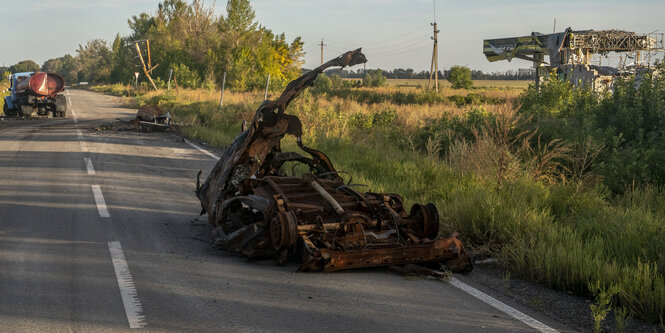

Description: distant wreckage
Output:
[195,49,473,273]
[484,28,664,91]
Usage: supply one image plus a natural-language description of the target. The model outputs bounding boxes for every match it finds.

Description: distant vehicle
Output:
[3,72,68,117]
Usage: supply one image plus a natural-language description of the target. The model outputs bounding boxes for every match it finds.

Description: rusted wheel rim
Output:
[410,203,440,239]
[425,203,440,238]
[270,211,298,250]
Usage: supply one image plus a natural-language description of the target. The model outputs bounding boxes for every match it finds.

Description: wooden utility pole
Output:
[318,39,326,65]
[428,22,440,92]
[264,73,270,100]
[219,71,226,108]
[134,40,159,91]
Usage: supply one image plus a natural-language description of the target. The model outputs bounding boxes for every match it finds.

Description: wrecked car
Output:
[196,49,472,273]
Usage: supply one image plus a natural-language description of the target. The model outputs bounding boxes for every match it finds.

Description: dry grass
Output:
[90,81,665,323]
[383,78,530,89]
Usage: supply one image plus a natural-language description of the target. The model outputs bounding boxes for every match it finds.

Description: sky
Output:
[1,0,664,73]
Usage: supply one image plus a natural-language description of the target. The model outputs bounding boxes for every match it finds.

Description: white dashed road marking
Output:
[84,157,95,175]
[108,241,147,328]
[184,139,220,160]
[91,185,110,218]
[449,278,559,333]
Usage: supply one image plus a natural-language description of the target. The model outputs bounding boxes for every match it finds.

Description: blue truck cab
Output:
[3,72,33,113]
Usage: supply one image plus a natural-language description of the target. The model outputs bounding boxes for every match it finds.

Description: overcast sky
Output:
[1,0,664,72]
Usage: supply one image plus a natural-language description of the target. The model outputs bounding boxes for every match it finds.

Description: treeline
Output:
[320,67,535,80]
[4,0,304,91]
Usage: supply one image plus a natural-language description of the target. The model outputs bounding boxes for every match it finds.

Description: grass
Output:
[383,78,531,90]
[90,82,665,324]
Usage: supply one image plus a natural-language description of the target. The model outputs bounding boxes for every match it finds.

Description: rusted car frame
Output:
[196,49,472,273]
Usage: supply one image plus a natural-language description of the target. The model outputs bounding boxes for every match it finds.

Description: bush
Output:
[363,69,387,87]
[448,65,473,89]
[172,64,201,88]
[517,63,665,192]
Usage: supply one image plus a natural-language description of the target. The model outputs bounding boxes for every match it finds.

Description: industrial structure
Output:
[484,28,664,91]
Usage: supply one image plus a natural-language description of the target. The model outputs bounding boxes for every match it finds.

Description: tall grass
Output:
[91,83,665,323]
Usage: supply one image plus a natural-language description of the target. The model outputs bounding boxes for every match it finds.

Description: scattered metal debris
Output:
[195,49,473,273]
[133,105,171,131]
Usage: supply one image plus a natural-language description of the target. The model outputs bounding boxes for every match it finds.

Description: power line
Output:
[364,37,431,55]
[366,44,432,58]
[324,24,430,49]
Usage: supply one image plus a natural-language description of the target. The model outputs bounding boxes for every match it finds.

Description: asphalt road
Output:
[0,89,570,332]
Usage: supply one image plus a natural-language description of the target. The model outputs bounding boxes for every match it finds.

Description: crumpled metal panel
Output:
[196,49,473,273]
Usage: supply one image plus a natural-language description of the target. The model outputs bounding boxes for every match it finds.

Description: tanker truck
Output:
[3,72,68,117]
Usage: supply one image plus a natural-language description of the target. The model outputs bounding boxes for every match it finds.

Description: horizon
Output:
[1,0,664,72]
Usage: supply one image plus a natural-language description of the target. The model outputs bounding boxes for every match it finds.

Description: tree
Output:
[42,54,79,83]
[76,39,113,83]
[363,69,387,87]
[9,60,40,73]
[448,65,473,89]
[109,34,136,83]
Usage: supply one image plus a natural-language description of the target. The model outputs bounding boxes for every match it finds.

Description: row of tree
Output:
[2,0,533,91]
[320,67,535,81]
[3,0,304,91]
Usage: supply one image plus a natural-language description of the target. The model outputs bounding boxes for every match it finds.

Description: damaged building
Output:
[484,28,664,91]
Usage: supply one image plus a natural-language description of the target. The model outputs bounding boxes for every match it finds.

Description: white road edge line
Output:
[76,129,83,140]
[108,241,147,329]
[91,185,110,218]
[449,278,559,333]
[184,138,220,160]
[84,157,96,175]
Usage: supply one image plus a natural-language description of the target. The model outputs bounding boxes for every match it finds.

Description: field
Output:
[90,74,665,327]
[383,78,531,89]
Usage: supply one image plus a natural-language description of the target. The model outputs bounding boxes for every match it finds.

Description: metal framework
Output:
[484,28,664,68]
[483,28,665,90]
[569,30,662,54]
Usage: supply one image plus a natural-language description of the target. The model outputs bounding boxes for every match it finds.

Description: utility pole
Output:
[318,39,326,65]
[428,22,440,92]
[427,0,439,91]
[219,71,226,109]
[264,73,270,100]
[553,18,557,33]
[133,40,159,91]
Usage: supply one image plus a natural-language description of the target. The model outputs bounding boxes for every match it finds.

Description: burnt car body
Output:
[196,49,472,273]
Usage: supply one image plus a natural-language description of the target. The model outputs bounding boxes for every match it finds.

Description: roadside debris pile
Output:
[136,105,171,125]
[196,49,473,273]
[130,104,171,131]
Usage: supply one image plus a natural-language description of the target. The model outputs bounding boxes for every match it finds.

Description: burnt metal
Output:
[196,49,472,273]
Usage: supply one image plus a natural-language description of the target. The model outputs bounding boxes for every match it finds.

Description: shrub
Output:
[448,65,473,89]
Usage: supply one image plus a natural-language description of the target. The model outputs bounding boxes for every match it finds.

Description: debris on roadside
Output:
[195,49,474,274]
[133,104,171,132]
[92,104,174,133]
